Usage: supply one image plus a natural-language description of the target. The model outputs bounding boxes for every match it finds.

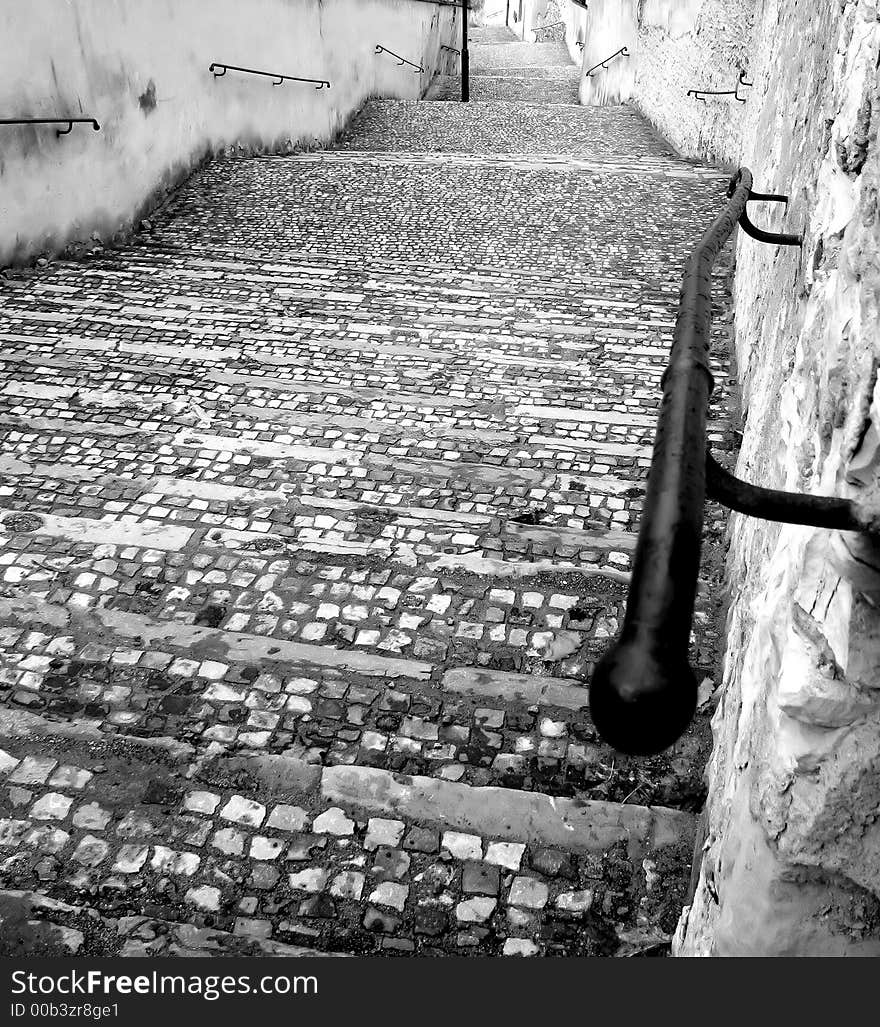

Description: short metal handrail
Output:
[0,117,100,137]
[688,69,752,103]
[375,44,424,73]
[209,63,330,89]
[585,46,630,77]
[535,20,566,35]
[588,167,871,757]
[441,44,461,55]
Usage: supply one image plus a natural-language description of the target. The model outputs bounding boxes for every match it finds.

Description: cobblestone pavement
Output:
[0,31,737,956]
[428,26,581,103]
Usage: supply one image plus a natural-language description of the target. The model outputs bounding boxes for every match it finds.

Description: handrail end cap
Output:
[589,642,697,756]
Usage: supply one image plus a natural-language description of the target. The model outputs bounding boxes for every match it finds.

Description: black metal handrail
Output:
[688,69,751,103]
[209,63,330,89]
[441,44,461,54]
[375,45,424,73]
[535,20,566,35]
[585,46,630,77]
[1,117,100,137]
[586,167,861,757]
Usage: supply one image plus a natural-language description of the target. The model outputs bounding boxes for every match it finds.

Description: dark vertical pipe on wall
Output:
[461,0,470,101]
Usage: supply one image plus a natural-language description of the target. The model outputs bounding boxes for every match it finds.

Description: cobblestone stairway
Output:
[0,33,737,957]
[428,23,582,103]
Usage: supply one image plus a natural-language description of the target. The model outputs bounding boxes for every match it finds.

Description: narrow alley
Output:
[0,24,738,957]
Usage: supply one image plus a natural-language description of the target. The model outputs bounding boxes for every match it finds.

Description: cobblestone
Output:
[0,27,732,958]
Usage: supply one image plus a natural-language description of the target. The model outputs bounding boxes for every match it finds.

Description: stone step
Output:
[469,42,573,68]
[335,99,682,159]
[0,588,713,803]
[0,889,335,957]
[34,246,699,295]
[469,27,518,45]
[0,328,686,377]
[469,66,582,80]
[428,75,581,105]
[222,149,712,179]
[0,345,686,424]
[0,715,696,955]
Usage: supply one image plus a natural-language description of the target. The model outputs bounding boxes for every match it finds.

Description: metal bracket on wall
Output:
[706,451,875,532]
[728,175,803,247]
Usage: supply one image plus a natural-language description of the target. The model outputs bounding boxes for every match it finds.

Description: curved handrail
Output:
[209,63,330,89]
[375,44,424,73]
[1,117,100,137]
[589,167,823,756]
[585,46,630,77]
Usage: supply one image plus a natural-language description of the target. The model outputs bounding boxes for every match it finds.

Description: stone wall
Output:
[580,0,880,955]
[571,0,751,159]
[673,0,880,955]
[0,0,456,266]
[634,0,754,165]
[579,0,639,107]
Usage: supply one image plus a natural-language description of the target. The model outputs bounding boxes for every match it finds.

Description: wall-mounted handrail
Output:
[375,44,424,73]
[688,69,751,103]
[209,63,330,89]
[585,46,630,77]
[441,44,461,54]
[0,117,100,138]
[588,167,827,757]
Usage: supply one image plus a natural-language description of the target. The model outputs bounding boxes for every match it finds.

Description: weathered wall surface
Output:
[634,0,754,165]
[580,0,880,954]
[579,0,639,107]
[573,0,752,160]
[0,0,456,265]
[673,0,880,955]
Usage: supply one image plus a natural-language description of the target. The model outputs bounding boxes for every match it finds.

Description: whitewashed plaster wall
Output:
[0,0,457,265]
[673,0,880,955]
[634,0,754,165]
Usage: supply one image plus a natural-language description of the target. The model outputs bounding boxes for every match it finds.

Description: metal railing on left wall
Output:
[0,117,100,137]
[210,63,330,88]
[374,45,424,73]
